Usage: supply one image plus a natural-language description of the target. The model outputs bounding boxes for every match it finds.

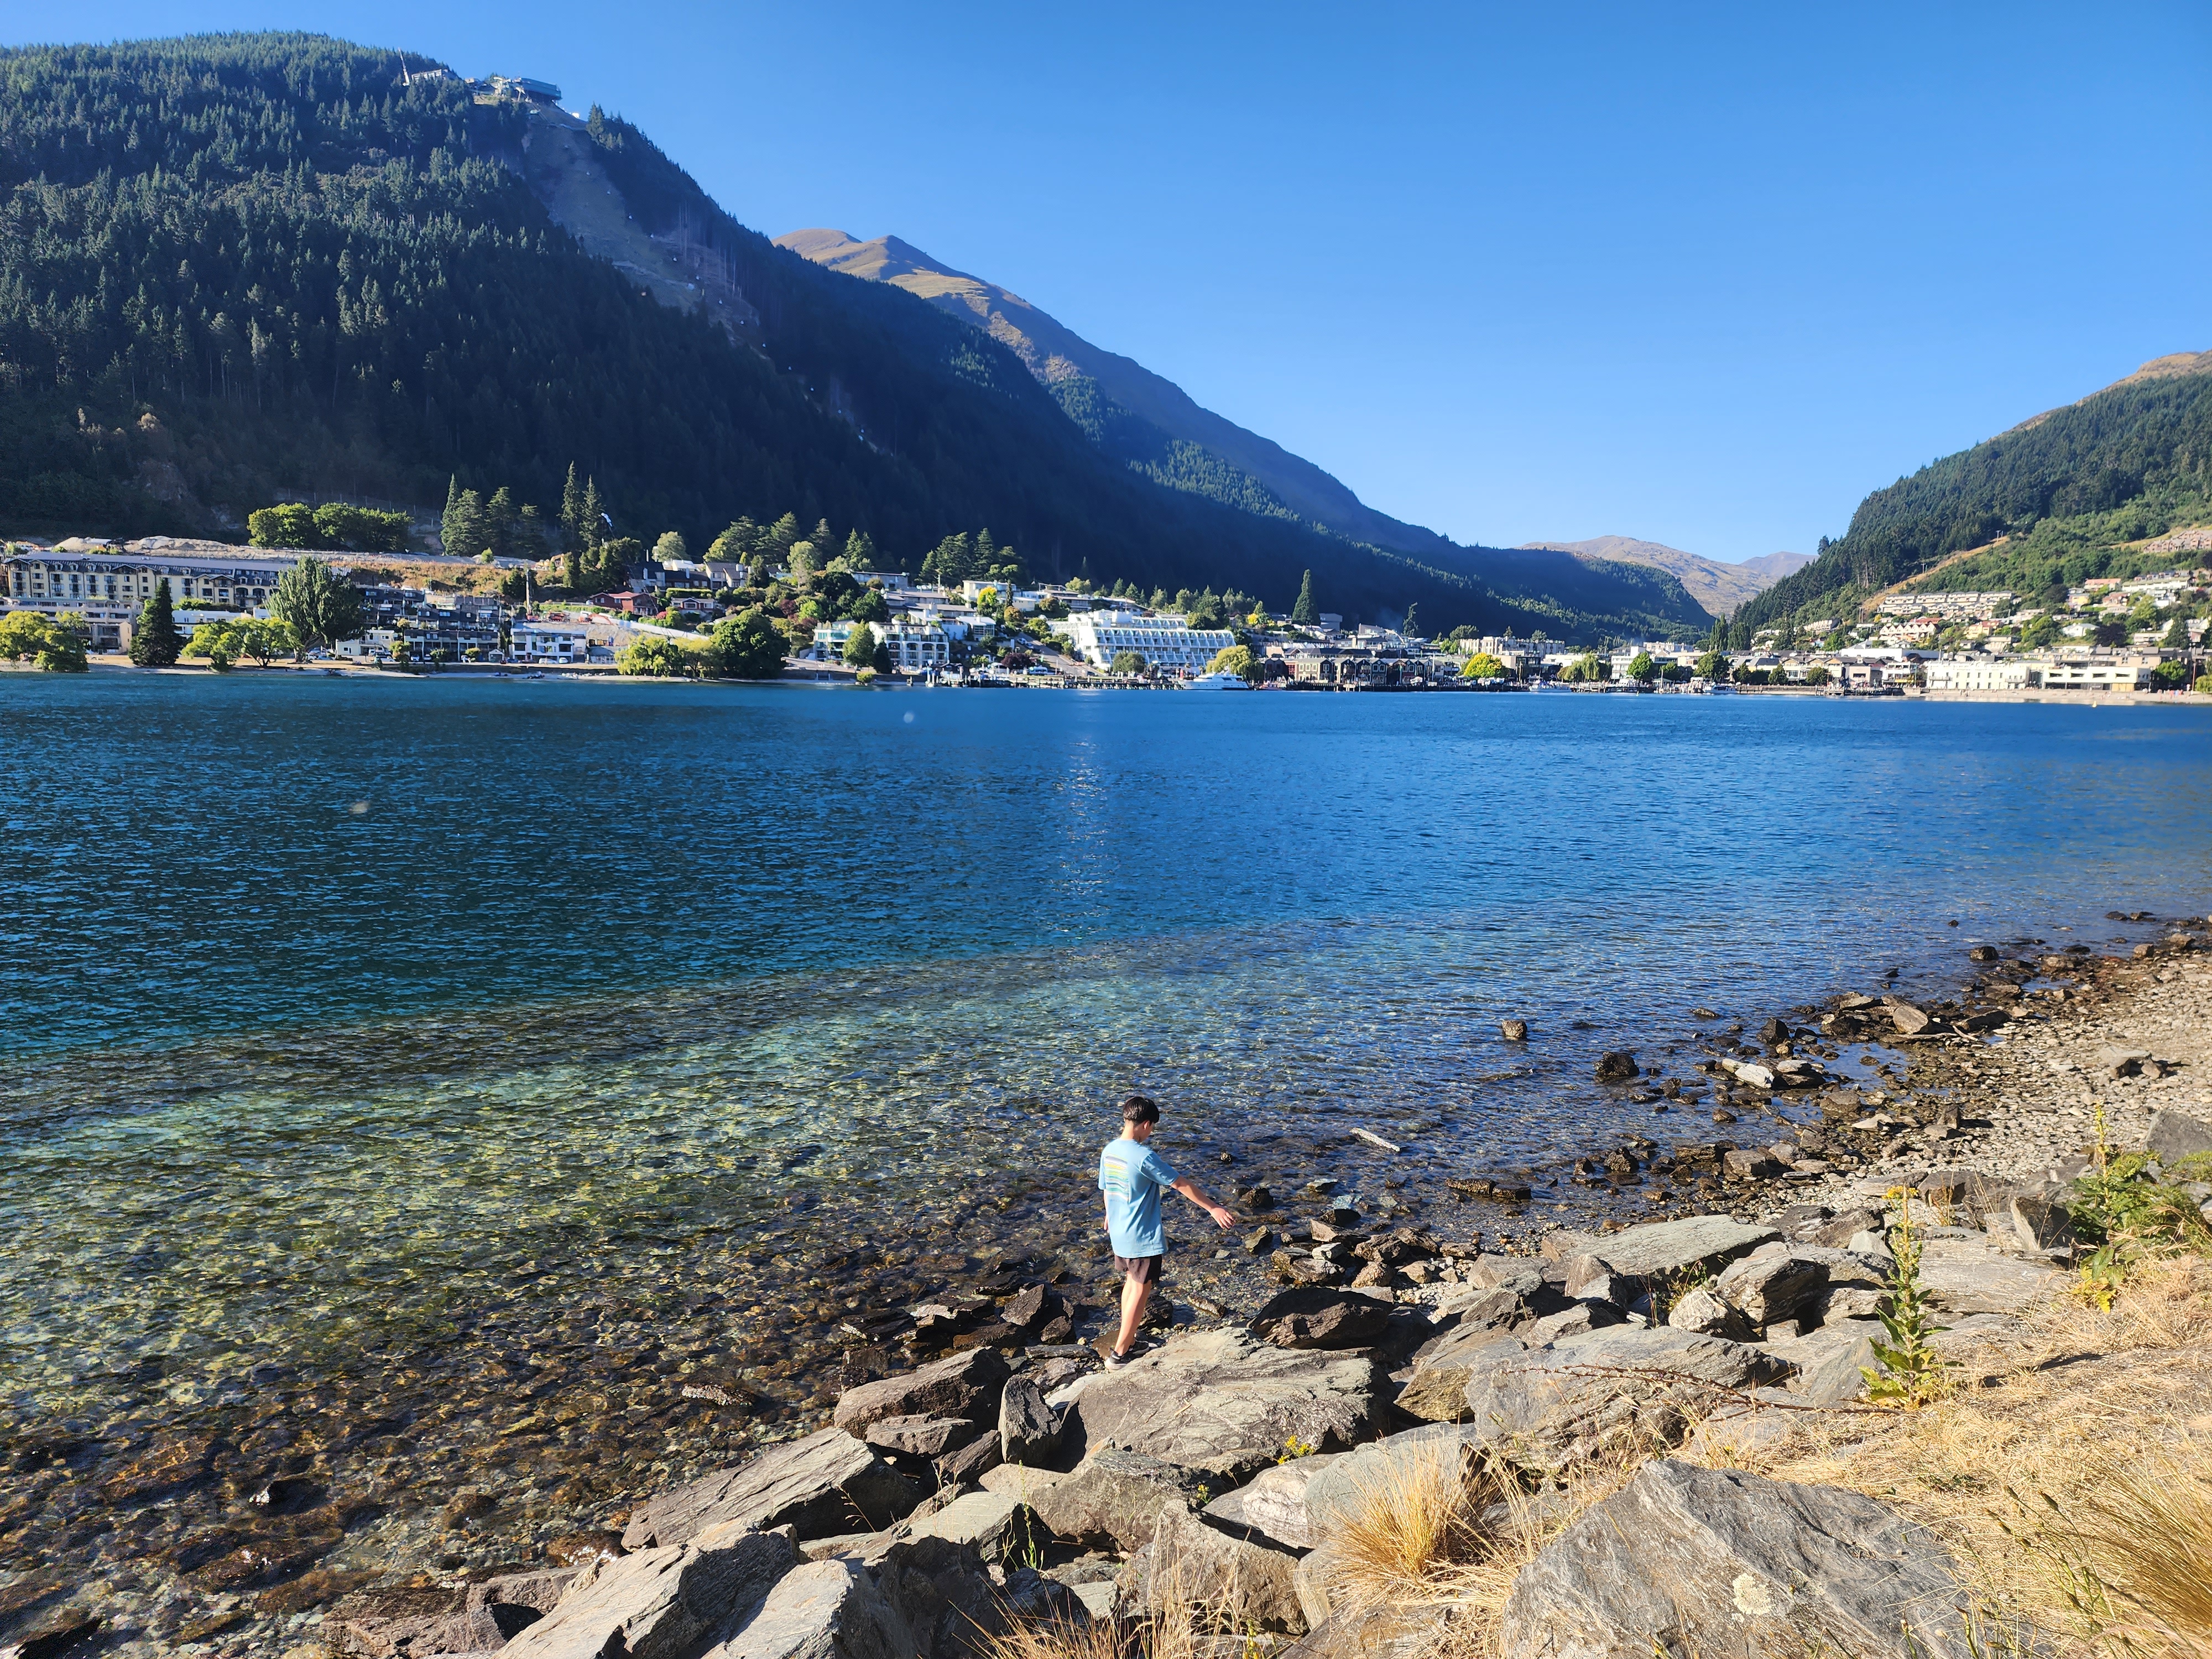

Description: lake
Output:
[4,674,2208,1624]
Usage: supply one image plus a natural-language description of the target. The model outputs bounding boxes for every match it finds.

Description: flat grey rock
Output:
[900,1490,1036,1565]
[1916,1235,2065,1315]
[860,1415,977,1458]
[831,1348,1009,1435]
[1768,1319,1879,1406]
[1300,1422,1473,1540]
[1021,1448,1203,1551]
[701,1557,912,1659]
[1059,1328,1385,1480]
[1713,1245,1830,1328]
[1498,1459,1969,1657]
[1542,1215,1780,1281]
[506,1522,799,1659]
[1462,1326,1792,1470]
[623,1429,922,1550]
[1201,1453,1345,1550]
[2148,1107,2212,1162]
[997,1374,1058,1467]
[1116,1503,1307,1634]
[1665,1285,1752,1340]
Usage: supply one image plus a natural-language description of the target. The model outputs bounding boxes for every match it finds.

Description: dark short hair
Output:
[1120,1095,1161,1125]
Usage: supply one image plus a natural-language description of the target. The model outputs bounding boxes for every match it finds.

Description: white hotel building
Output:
[1059,612,1237,675]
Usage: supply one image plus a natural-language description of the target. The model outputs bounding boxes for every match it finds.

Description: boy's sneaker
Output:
[1103,1348,1130,1370]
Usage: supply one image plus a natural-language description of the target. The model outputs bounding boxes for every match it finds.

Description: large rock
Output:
[1462,1326,1792,1470]
[1497,1460,1969,1657]
[1058,1329,1385,1480]
[1665,1286,1752,1341]
[507,1522,799,1659]
[996,1375,1058,1467]
[1916,1236,2067,1315]
[1249,1286,1393,1350]
[701,1557,911,1659]
[1713,1245,1830,1328]
[1014,1448,1202,1551]
[2010,1191,2075,1254]
[1201,1453,1345,1551]
[1299,1423,1472,1541]
[623,1430,924,1550]
[1117,1504,1307,1634]
[1594,1051,1640,1083]
[843,1533,1007,1658]
[832,1349,1010,1434]
[1773,1320,1880,1406]
[1540,1215,1780,1282]
[1397,1332,1525,1423]
[900,1490,1037,1566]
[324,1586,479,1657]
[2148,1108,2212,1162]
[861,1416,978,1458]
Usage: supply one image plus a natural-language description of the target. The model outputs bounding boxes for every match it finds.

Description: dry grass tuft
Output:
[1328,1442,1491,1611]
[2020,1453,2212,1657]
[978,1614,1137,1659]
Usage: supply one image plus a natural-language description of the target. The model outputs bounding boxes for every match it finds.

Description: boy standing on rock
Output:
[1099,1094,1235,1368]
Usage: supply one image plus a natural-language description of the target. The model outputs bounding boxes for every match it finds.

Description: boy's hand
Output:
[1207,1203,1235,1230]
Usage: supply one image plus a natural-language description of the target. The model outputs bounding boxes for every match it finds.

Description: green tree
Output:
[2161,615,2190,649]
[1626,650,1658,684]
[560,463,587,552]
[130,577,184,665]
[1291,570,1317,626]
[1207,644,1257,679]
[184,619,241,669]
[1109,649,1147,677]
[310,502,410,552]
[1802,663,1833,687]
[653,530,687,566]
[38,613,90,672]
[2147,661,2188,690]
[0,611,87,670]
[2195,674,2212,696]
[1694,649,1727,681]
[843,528,878,568]
[1401,602,1420,638]
[1462,651,1505,680]
[248,503,317,547]
[443,487,488,560]
[618,635,688,676]
[2016,612,2061,650]
[703,609,789,679]
[272,557,368,650]
[843,622,879,669]
[234,618,298,667]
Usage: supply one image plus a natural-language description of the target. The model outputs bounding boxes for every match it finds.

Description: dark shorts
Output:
[1114,1253,1164,1286]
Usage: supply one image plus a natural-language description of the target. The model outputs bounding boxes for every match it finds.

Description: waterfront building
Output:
[1874,591,2013,621]
[509,621,590,665]
[874,620,951,671]
[1923,658,2034,692]
[1060,612,1236,674]
[4,545,301,649]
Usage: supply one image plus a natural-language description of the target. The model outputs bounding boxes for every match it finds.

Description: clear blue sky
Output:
[10,1,2205,562]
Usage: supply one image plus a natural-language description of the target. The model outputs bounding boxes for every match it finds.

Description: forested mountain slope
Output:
[776,228,1460,559]
[0,33,1707,638]
[1734,357,2212,632]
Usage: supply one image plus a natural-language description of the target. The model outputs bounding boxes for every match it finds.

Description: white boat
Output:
[1178,671,1249,690]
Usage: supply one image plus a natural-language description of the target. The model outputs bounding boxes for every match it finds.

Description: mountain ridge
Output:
[775,228,1460,559]
[1516,536,1808,618]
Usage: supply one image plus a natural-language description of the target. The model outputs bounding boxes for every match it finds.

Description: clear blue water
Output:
[3,673,2208,1624]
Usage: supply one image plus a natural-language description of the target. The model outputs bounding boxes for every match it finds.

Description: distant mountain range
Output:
[1516,538,1810,618]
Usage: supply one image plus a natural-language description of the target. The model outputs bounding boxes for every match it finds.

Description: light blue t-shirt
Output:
[1099,1135,1178,1258]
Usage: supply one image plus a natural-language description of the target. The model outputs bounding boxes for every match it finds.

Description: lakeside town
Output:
[6,532,2211,699]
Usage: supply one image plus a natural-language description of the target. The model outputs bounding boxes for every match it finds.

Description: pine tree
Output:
[844,528,877,568]
[440,474,462,556]
[1291,570,1317,626]
[129,577,183,666]
[486,486,517,559]
[580,478,605,550]
[560,463,586,551]
[810,518,834,555]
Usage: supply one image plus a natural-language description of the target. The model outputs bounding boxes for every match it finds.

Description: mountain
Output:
[1734,354,2212,633]
[0,33,1709,640]
[1516,536,1808,618]
[775,229,1457,558]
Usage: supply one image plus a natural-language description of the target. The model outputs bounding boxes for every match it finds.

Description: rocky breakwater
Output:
[295,1155,2147,1659]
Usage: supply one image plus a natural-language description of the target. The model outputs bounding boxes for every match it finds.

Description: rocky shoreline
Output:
[4,911,2208,1657]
